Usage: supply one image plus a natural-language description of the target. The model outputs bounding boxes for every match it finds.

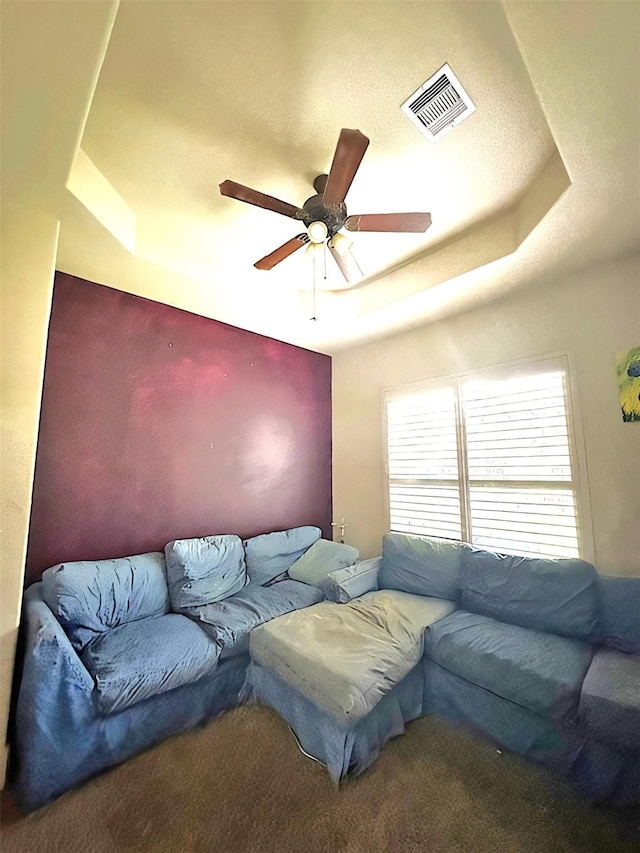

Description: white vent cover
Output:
[401,63,475,141]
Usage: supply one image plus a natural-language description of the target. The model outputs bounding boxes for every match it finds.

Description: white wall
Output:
[0,205,59,785]
[0,0,118,788]
[332,254,640,577]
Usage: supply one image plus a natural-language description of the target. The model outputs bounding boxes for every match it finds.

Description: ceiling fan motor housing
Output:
[302,192,347,237]
[300,174,347,237]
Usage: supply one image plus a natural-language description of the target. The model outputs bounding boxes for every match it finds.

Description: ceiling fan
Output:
[219,129,432,284]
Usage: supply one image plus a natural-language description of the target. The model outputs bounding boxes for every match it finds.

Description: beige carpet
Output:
[1,706,637,852]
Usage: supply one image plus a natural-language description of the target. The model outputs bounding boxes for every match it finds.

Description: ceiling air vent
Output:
[401,63,475,142]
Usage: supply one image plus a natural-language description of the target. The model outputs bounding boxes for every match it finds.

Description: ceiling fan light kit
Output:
[307,220,328,243]
[328,232,352,257]
[219,128,432,284]
[305,240,324,258]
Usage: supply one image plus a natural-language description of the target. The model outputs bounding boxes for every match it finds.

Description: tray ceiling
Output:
[4,1,639,352]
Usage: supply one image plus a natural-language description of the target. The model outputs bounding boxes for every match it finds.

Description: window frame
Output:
[382,354,595,562]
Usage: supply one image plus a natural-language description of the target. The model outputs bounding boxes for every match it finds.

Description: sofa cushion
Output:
[379,534,466,600]
[164,535,247,611]
[81,613,220,714]
[460,548,599,640]
[186,579,324,660]
[595,576,640,653]
[288,539,359,588]
[243,526,321,586]
[320,557,381,603]
[250,590,456,721]
[41,553,170,652]
[424,610,594,721]
[579,648,640,751]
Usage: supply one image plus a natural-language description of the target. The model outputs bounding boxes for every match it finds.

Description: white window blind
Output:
[387,387,462,539]
[385,361,582,559]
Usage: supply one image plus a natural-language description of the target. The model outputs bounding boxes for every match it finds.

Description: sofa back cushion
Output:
[243,526,321,586]
[287,539,359,588]
[595,576,640,653]
[41,552,169,651]
[164,535,247,611]
[379,533,466,600]
[460,547,599,640]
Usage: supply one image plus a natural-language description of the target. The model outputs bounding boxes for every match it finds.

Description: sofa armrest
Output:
[16,584,96,751]
[320,557,381,603]
[596,576,640,653]
[579,647,640,751]
[14,584,97,810]
[21,583,95,695]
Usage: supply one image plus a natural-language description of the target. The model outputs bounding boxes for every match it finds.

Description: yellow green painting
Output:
[616,347,640,422]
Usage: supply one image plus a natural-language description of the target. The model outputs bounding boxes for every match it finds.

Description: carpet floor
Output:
[1,706,637,852]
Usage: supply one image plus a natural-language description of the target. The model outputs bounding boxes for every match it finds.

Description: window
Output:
[384,358,585,559]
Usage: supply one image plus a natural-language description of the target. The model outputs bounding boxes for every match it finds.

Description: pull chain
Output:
[311,246,317,321]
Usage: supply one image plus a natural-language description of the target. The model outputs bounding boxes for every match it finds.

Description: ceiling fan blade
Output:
[328,243,363,284]
[322,129,370,206]
[345,212,432,232]
[220,180,305,220]
[254,234,309,270]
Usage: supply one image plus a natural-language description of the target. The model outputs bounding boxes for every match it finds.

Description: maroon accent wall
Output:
[25,273,332,584]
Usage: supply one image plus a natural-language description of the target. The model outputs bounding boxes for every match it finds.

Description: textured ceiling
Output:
[4,1,639,353]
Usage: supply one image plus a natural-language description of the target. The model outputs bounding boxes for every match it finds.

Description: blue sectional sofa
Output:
[246,533,640,805]
[14,529,639,811]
